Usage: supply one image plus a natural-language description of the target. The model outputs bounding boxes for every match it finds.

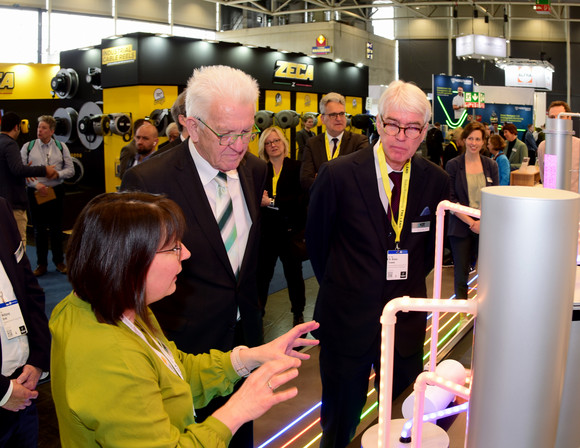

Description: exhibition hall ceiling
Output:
[206,0,580,24]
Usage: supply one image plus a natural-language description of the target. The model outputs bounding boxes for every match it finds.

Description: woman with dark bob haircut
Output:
[50,191,319,447]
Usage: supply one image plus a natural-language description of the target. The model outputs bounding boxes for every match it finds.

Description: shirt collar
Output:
[326,131,344,145]
[188,139,238,186]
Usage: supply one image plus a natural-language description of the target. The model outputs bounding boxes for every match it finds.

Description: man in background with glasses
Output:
[121,65,267,448]
[306,80,449,447]
[300,92,368,191]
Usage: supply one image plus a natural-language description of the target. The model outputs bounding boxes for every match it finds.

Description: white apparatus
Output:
[362,186,579,448]
[467,186,579,447]
[543,113,580,192]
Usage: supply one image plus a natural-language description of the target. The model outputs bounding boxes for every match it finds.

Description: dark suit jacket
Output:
[446,153,499,238]
[118,140,137,179]
[154,138,182,157]
[296,129,315,162]
[306,147,449,358]
[300,131,368,191]
[0,198,50,397]
[0,134,47,210]
[121,141,268,354]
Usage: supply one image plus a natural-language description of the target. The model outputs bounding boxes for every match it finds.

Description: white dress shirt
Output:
[188,140,251,272]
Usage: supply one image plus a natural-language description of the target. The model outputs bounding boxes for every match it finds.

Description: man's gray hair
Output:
[38,115,57,131]
[378,80,431,125]
[171,91,187,132]
[185,65,259,121]
[319,92,346,115]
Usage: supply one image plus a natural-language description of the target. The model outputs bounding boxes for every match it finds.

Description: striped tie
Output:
[215,172,239,278]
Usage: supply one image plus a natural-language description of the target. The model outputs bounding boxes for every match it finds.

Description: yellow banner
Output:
[0,64,60,99]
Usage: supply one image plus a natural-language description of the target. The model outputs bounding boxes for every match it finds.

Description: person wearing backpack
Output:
[21,115,74,277]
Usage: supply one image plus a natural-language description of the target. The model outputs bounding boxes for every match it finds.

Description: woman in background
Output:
[257,127,307,327]
[446,122,499,300]
[488,134,510,186]
[50,191,318,447]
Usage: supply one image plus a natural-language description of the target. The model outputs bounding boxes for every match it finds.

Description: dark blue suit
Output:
[306,146,449,447]
[0,198,50,446]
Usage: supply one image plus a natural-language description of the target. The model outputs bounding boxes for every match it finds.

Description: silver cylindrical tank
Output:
[544,116,574,191]
[467,186,580,447]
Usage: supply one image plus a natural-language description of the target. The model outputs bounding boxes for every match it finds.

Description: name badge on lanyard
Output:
[387,250,408,280]
[0,293,28,339]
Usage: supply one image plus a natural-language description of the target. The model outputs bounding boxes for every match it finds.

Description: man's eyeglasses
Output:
[156,243,182,259]
[196,117,259,146]
[323,112,346,120]
[264,138,282,147]
[381,120,424,140]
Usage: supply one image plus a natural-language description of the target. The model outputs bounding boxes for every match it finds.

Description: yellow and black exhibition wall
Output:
[0,56,103,230]
[2,32,368,225]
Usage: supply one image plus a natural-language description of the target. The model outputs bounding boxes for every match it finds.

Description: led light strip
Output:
[399,402,469,439]
[259,278,478,448]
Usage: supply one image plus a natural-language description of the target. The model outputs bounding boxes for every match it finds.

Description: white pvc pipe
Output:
[430,200,480,370]
[400,402,469,440]
[378,297,478,448]
[402,359,467,419]
[411,371,471,447]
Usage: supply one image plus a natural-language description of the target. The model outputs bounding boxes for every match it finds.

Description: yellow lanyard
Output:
[325,136,342,161]
[377,143,411,247]
[450,141,457,154]
[272,165,282,197]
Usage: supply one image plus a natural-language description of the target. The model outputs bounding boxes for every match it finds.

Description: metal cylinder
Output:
[544,116,574,191]
[467,186,580,447]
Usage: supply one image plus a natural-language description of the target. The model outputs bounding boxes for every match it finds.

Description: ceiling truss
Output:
[204,0,580,24]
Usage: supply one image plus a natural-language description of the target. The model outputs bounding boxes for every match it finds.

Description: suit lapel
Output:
[457,154,468,201]
[402,156,430,240]
[235,159,260,281]
[173,147,236,278]
[353,148,389,254]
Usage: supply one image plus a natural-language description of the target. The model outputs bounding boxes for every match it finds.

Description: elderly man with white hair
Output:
[122,65,267,448]
[306,80,450,447]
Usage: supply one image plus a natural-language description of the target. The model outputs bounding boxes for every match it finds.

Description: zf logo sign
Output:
[274,61,314,86]
[0,72,15,89]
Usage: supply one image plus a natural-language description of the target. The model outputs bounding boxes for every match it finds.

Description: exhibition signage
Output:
[366,42,374,60]
[456,35,506,60]
[312,34,331,55]
[465,92,485,109]
[102,44,137,66]
[535,0,551,14]
[479,105,533,134]
[432,74,474,129]
[273,60,314,87]
[504,65,553,90]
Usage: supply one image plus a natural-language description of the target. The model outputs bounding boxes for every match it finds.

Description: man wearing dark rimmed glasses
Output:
[306,80,449,447]
[300,92,368,191]
[121,65,267,448]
